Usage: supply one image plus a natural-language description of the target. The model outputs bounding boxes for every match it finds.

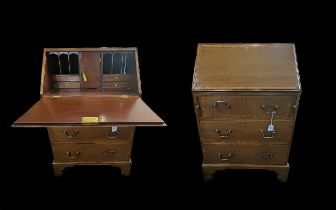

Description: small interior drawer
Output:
[200,120,292,144]
[103,74,131,82]
[53,81,80,89]
[201,95,295,119]
[48,127,134,143]
[203,143,288,164]
[52,75,80,82]
[53,143,131,162]
[103,81,129,89]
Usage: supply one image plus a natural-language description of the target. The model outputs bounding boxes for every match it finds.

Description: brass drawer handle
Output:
[258,152,273,160]
[261,104,279,114]
[103,150,117,156]
[67,151,80,159]
[195,105,201,117]
[64,130,79,139]
[105,131,119,139]
[218,152,233,161]
[215,129,232,138]
[259,130,276,139]
[213,100,231,109]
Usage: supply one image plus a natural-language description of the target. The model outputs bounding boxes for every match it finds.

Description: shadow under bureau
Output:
[12,47,165,176]
[192,43,301,182]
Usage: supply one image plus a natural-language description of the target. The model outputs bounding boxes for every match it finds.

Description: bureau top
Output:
[192,43,301,92]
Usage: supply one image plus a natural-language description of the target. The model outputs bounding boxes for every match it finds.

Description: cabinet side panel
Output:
[40,49,53,96]
[285,93,301,158]
[193,92,207,163]
[134,48,141,95]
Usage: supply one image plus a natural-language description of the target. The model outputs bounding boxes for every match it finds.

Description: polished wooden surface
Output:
[192,43,301,181]
[200,120,292,144]
[52,142,131,162]
[103,74,131,82]
[49,127,134,143]
[14,47,165,177]
[201,95,295,119]
[41,48,53,96]
[192,43,301,91]
[40,47,141,96]
[52,75,80,81]
[45,89,138,97]
[49,125,135,176]
[103,82,129,89]
[13,96,165,127]
[203,143,288,164]
[80,52,101,88]
[53,81,80,89]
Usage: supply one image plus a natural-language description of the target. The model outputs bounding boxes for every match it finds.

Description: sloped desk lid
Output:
[12,96,165,127]
[192,43,301,91]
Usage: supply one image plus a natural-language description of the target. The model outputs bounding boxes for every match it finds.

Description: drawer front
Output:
[52,75,80,82]
[49,127,134,143]
[53,81,81,89]
[53,143,131,162]
[200,120,292,144]
[201,95,294,119]
[103,74,131,82]
[203,143,288,164]
[103,82,129,89]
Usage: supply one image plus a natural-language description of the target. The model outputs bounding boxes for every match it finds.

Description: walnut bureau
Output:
[13,47,165,176]
[192,43,301,182]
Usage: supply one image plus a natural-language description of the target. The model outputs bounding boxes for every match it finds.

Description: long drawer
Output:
[203,143,288,164]
[48,127,134,143]
[200,120,292,144]
[200,95,295,119]
[53,143,131,162]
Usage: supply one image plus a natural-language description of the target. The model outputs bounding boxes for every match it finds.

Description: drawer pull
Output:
[261,104,279,114]
[64,130,79,139]
[258,152,273,160]
[103,150,117,156]
[195,105,201,117]
[105,131,119,139]
[213,100,231,109]
[218,153,233,161]
[215,129,232,138]
[259,130,276,139]
[67,151,80,159]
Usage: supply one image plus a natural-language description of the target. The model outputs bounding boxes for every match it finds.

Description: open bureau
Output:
[12,47,165,176]
[192,43,301,182]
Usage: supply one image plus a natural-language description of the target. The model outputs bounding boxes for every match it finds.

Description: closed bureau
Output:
[13,47,165,176]
[192,43,301,182]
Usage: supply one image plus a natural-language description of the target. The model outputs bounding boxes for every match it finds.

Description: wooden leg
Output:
[202,164,217,181]
[53,163,66,176]
[119,164,131,176]
[273,166,290,182]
